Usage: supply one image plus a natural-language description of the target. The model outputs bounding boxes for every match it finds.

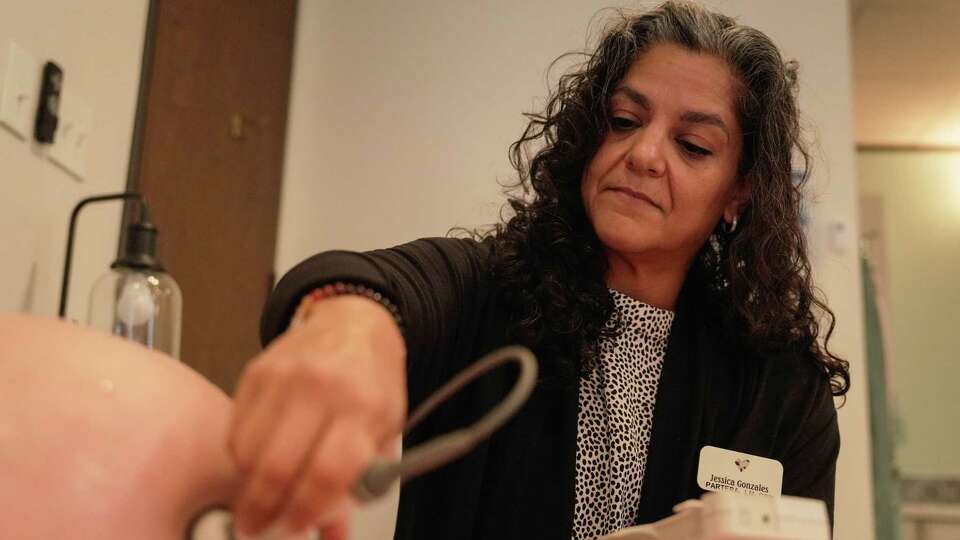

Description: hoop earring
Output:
[721,215,739,235]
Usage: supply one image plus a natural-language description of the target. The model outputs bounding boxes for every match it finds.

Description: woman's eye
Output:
[610,116,637,131]
[679,139,712,157]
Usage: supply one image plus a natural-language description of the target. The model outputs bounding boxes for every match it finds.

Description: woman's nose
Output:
[624,127,667,178]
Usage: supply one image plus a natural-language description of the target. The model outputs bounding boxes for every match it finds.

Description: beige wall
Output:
[858,150,960,477]
[0,1,149,320]
[279,1,872,538]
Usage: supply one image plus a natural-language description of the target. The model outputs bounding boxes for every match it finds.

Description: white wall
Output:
[0,1,149,320]
[279,1,872,538]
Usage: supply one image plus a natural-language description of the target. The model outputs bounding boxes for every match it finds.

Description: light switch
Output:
[0,42,40,140]
[48,91,93,181]
[828,219,849,255]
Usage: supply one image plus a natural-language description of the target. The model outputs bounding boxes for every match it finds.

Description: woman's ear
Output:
[723,178,752,224]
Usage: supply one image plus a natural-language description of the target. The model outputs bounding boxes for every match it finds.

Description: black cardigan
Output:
[260,237,840,540]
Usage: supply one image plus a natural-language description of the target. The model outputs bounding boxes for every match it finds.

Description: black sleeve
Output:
[779,373,840,528]
[259,236,495,405]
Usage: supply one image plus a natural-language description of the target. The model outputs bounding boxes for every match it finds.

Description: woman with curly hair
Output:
[231,2,850,539]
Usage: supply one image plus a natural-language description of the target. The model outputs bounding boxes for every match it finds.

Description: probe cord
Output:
[352,345,538,501]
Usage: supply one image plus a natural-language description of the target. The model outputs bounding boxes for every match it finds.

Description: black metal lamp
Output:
[59,192,182,358]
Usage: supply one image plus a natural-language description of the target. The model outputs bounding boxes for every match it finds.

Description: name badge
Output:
[697,445,783,497]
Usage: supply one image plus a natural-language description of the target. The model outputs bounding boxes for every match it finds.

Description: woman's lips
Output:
[608,187,661,211]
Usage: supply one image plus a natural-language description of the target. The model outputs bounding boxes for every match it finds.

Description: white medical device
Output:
[600,492,831,540]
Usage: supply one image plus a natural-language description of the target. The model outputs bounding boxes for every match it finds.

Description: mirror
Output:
[853,1,960,538]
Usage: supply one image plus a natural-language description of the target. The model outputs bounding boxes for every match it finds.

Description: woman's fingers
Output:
[229,360,292,474]
[280,419,376,532]
[233,386,332,535]
[228,358,266,468]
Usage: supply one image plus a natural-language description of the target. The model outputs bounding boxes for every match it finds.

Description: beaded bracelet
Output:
[290,281,404,331]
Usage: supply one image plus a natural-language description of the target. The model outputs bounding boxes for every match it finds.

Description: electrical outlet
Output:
[0,42,40,140]
[48,91,93,181]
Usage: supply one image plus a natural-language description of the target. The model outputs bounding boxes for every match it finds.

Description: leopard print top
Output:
[572,289,675,539]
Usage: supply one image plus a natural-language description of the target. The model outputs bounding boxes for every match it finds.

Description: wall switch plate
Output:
[0,42,40,140]
[48,91,93,181]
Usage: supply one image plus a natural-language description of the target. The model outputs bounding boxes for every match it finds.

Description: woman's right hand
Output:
[228,294,407,538]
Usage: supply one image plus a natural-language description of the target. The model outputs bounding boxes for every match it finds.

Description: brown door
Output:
[132,1,296,392]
